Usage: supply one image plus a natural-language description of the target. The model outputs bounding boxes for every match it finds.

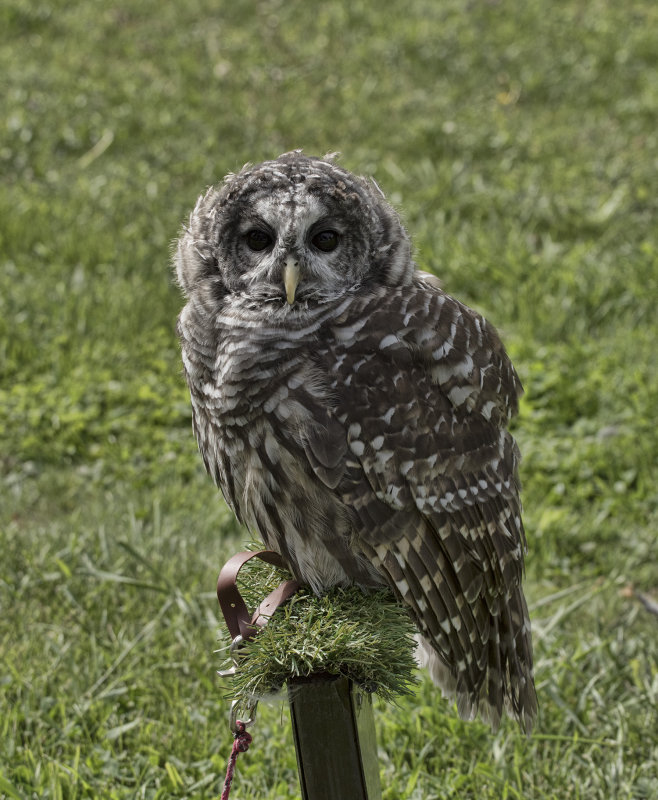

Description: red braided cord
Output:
[221,720,252,800]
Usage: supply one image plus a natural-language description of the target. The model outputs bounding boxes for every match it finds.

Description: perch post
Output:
[288,673,382,800]
[217,550,416,799]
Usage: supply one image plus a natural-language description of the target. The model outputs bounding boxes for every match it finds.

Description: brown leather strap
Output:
[217,550,301,642]
[252,578,301,631]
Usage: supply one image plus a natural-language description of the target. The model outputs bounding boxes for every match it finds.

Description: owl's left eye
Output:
[311,230,340,253]
[245,229,273,252]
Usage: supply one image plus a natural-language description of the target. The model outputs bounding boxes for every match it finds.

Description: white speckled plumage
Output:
[175,151,537,732]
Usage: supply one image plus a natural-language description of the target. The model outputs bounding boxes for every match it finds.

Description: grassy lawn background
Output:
[1,0,656,797]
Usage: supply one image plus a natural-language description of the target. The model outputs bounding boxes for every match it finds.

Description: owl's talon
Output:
[218,634,244,677]
[217,666,237,678]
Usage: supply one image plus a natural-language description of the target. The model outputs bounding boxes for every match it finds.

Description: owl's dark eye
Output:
[311,230,340,253]
[245,229,273,252]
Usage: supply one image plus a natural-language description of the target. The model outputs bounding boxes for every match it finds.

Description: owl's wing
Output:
[309,279,535,728]
[323,277,526,579]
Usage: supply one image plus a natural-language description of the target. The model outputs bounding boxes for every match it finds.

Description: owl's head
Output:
[175,151,413,311]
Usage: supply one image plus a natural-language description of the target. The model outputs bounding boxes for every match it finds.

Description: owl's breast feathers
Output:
[179,274,537,731]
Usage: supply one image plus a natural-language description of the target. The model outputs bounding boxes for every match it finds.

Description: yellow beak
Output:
[283,258,300,305]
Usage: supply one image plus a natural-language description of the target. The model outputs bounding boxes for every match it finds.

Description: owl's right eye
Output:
[245,229,273,252]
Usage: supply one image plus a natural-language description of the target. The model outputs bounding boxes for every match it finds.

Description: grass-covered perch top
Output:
[219,553,418,706]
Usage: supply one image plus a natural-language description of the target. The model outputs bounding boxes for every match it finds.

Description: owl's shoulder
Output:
[320,274,521,424]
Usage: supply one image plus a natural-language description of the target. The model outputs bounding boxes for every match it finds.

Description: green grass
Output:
[224,559,418,705]
[1,0,656,797]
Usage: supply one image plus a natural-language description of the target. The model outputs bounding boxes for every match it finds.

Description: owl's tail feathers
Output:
[415,587,538,735]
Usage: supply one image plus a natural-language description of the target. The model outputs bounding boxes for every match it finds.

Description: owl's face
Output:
[176,152,413,313]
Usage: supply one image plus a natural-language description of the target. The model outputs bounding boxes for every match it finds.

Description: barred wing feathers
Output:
[308,276,537,730]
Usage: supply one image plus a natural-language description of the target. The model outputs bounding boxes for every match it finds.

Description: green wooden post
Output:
[288,673,382,800]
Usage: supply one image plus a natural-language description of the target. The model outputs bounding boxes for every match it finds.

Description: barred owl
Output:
[175,151,537,732]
